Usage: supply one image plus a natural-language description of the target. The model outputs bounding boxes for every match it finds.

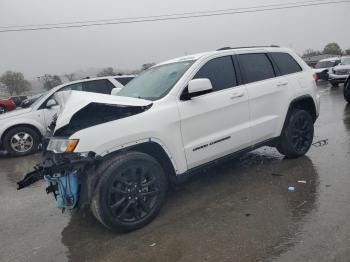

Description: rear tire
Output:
[330,80,339,87]
[91,152,168,232]
[277,109,314,158]
[344,79,350,103]
[3,126,40,156]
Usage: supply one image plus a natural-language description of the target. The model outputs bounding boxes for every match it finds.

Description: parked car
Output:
[329,56,350,87]
[313,57,341,81]
[344,75,350,103]
[18,46,320,232]
[9,95,28,107]
[0,98,16,114]
[0,75,134,156]
[20,93,43,108]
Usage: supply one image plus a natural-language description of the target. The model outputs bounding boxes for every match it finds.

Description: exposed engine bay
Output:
[17,90,153,211]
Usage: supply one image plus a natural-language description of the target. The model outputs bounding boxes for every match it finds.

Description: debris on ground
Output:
[288,186,295,192]
[271,173,283,177]
[297,201,307,208]
[297,180,307,184]
[312,139,328,147]
[149,243,156,247]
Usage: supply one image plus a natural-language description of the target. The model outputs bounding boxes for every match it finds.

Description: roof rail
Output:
[216,45,280,51]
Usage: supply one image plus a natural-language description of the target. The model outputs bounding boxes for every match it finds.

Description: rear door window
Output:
[270,52,302,75]
[238,53,275,84]
[83,80,112,94]
[193,56,237,91]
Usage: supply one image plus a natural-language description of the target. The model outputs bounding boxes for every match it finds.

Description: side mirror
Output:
[111,87,121,95]
[46,99,57,108]
[186,78,213,99]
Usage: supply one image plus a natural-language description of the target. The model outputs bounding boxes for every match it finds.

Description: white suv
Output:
[18,46,320,232]
[0,75,134,156]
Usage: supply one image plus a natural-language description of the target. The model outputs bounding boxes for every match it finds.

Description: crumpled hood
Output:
[0,108,32,120]
[54,91,152,131]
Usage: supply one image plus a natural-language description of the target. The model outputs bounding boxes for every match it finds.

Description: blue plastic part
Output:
[44,171,79,209]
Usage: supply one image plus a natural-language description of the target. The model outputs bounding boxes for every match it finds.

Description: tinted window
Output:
[60,82,83,91]
[115,77,134,85]
[270,52,302,75]
[194,56,237,91]
[238,53,275,83]
[83,80,111,94]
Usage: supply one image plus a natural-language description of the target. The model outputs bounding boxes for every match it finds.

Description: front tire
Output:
[344,79,350,103]
[330,80,339,87]
[277,109,314,158]
[0,105,6,114]
[3,126,40,156]
[91,152,168,232]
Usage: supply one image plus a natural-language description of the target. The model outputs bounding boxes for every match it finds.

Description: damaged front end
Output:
[17,151,99,210]
[17,91,153,211]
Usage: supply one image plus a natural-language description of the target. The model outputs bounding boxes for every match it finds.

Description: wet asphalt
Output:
[1,82,350,262]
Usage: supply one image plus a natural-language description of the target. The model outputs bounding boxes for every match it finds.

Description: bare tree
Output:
[302,49,322,58]
[40,74,62,90]
[141,63,156,71]
[345,48,350,56]
[0,71,31,95]
[96,67,115,77]
[64,73,76,82]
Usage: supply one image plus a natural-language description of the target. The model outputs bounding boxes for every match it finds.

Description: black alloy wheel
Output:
[290,113,314,154]
[344,79,350,103]
[108,166,160,223]
[277,109,314,158]
[91,152,168,232]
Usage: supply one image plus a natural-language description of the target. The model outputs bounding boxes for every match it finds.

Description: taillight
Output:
[313,73,318,81]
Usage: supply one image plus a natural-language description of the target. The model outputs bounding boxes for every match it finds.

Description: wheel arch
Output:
[287,95,317,122]
[101,141,178,184]
[1,124,43,143]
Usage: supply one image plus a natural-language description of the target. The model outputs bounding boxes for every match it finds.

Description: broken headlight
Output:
[47,138,79,153]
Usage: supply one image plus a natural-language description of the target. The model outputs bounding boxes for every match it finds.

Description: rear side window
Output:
[238,53,275,84]
[270,52,302,75]
[194,56,237,91]
[115,77,134,85]
[60,82,83,92]
[83,80,112,94]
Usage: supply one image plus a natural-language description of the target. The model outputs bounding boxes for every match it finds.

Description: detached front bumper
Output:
[17,152,98,209]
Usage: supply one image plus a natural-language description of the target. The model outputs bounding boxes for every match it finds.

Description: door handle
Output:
[277,81,288,87]
[230,91,244,99]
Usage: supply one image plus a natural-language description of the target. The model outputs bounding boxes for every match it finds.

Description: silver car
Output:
[329,56,350,87]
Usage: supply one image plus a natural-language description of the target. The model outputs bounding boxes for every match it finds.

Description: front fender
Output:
[0,116,46,141]
[99,137,178,173]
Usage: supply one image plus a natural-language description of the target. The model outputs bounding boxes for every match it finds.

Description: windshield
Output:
[315,60,337,69]
[28,93,47,108]
[340,57,350,65]
[117,61,194,101]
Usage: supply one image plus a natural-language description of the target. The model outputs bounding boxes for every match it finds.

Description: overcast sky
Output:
[0,0,349,78]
